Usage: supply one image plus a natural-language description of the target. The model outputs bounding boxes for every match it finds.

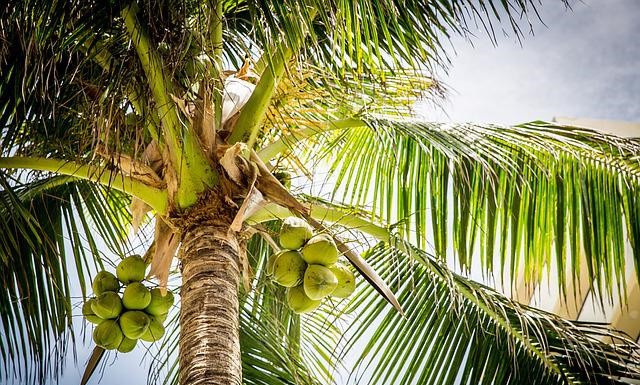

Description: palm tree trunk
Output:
[179,216,241,385]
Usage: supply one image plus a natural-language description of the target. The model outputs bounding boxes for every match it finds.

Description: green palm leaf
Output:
[293,118,640,301]
[0,172,132,383]
[339,240,640,385]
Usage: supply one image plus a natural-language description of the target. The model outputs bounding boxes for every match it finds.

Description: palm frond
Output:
[294,119,640,302]
[340,240,640,385]
[0,172,132,384]
[230,0,568,77]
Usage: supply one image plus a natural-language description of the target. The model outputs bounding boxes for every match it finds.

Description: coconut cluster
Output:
[268,217,356,314]
[82,255,174,353]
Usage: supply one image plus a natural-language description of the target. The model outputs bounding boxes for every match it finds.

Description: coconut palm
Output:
[1,1,640,384]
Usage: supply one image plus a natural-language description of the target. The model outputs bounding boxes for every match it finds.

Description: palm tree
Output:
[1,1,640,384]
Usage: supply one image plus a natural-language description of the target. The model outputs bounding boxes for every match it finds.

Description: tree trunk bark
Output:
[179,215,242,385]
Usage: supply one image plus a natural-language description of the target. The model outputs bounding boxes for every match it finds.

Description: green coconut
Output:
[117,337,138,353]
[91,291,123,319]
[279,217,313,250]
[122,282,152,310]
[152,312,169,323]
[303,264,338,300]
[93,320,124,350]
[272,250,307,287]
[266,252,284,276]
[144,288,175,316]
[92,271,120,295]
[119,310,150,339]
[301,234,339,266]
[116,255,147,284]
[286,285,321,314]
[82,298,104,324]
[330,263,356,298]
[139,317,165,342]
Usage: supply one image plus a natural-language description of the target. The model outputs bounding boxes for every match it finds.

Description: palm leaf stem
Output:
[229,9,318,147]
[247,201,389,241]
[0,156,168,213]
[258,118,365,161]
[121,2,217,208]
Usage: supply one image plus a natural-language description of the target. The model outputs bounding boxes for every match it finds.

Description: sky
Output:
[419,0,640,125]
[21,1,640,384]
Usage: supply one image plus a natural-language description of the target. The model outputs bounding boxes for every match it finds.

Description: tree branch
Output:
[228,10,318,147]
[122,3,217,208]
[246,201,389,241]
[0,156,168,214]
[227,46,291,146]
[257,118,365,161]
[209,0,224,133]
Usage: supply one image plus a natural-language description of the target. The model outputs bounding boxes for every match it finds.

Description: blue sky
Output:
[25,1,640,384]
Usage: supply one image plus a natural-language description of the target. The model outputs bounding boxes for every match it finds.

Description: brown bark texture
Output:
[179,214,241,385]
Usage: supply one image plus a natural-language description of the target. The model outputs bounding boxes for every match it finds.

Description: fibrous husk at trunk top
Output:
[220,142,251,186]
[222,77,256,126]
[95,143,164,188]
[149,218,180,294]
[129,146,164,232]
[130,198,151,235]
[222,144,266,232]
[96,141,164,235]
[250,150,309,215]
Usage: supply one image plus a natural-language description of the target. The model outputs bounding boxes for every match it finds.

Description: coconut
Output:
[139,317,165,342]
[117,337,138,353]
[82,298,104,324]
[279,217,313,250]
[122,282,152,310]
[144,288,175,316]
[301,234,339,266]
[153,312,169,323]
[116,255,147,284]
[330,263,356,298]
[92,271,119,295]
[286,285,321,314]
[272,250,307,287]
[119,310,150,339]
[93,320,124,350]
[266,252,284,276]
[303,265,338,300]
[91,291,123,319]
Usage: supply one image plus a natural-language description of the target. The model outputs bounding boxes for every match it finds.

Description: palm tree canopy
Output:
[1,1,640,384]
